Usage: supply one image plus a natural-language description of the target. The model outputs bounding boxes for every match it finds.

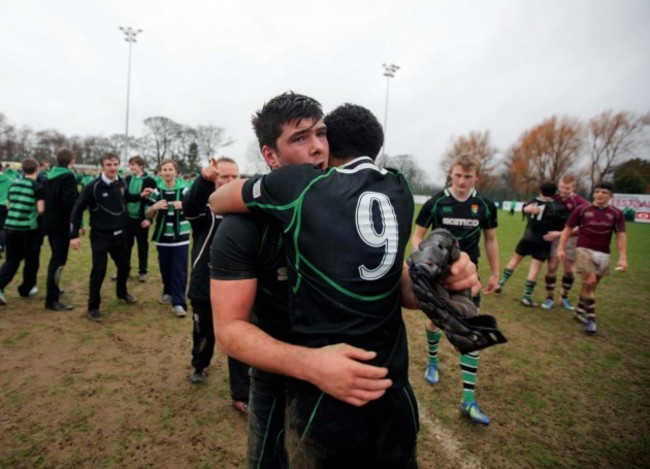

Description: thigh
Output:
[575,248,595,274]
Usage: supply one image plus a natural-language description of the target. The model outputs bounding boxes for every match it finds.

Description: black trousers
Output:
[126,218,149,275]
[190,300,250,401]
[88,231,130,310]
[45,229,70,304]
[0,205,7,252]
[0,229,42,296]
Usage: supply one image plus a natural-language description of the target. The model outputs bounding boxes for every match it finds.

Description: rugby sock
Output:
[426,328,442,367]
[584,298,596,323]
[576,297,587,321]
[545,274,556,300]
[561,274,574,299]
[523,280,536,297]
[460,352,480,403]
[498,268,514,288]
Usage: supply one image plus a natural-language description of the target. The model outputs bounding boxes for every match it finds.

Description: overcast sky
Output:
[1,0,648,182]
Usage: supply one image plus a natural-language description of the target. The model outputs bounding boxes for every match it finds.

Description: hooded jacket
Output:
[42,166,79,231]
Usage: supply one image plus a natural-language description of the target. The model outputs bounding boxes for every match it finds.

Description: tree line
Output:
[0,114,232,174]
[1,109,648,198]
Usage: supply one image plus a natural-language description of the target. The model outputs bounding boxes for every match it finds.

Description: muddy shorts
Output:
[575,247,611,277]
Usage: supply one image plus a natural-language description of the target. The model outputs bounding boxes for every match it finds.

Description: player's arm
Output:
[556,225,573,261]
[209,179,249,214]
[211,278,392,407]
[523,203,540,214]
[410,225,428,251]
[616,232,628,272]
[482,227,500,294]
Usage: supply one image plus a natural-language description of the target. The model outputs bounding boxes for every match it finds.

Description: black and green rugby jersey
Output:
[242,157,415,387]
[522,196,568,243]
[415,188,497,263]
[210,214,289,342]
[5,178,43,231]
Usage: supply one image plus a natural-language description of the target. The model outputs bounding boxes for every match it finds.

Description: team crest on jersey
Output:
[471,204,479,214]
[102,192,109,198]
[606,213,614,220]
[585,211,594,217]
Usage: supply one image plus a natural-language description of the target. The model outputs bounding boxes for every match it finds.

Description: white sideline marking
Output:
[419,408,484,468]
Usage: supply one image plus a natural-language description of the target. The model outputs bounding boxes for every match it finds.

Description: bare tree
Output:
[244,140,269,176]
[440,130,499,175]
[386,154,426,188]
[196,125,234,163]
[584,110,650,193]
[143,116,182,167]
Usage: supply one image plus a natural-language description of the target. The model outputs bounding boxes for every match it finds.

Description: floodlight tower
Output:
[380,63,400,169]
[119,26,143,163]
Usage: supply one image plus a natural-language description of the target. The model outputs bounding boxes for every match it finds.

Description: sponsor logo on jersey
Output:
[471,204,479,214]
[277,267,288,281]
[585,211,594,217]
[442,206,453,213]
[442,217,480,227]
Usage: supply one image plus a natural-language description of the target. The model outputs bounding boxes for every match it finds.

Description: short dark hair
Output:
[595,181,615,193]
[22,157,39,175]
[56,148,75,167]
[100,153,120,166]
[128,155,145,167]
[540,181,557,197]
[252,92,324,151]
[324,103,384,160]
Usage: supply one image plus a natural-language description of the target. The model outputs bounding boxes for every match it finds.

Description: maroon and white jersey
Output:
[555,192,588,214]
[567,204,626,254]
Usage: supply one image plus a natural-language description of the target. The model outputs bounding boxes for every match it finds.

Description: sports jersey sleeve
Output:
[481,197,498,230]
[242,164,323,228]
[614,209,626,233]
[210,214,262,280]
[566,205,583,229]
[414,197,436,228]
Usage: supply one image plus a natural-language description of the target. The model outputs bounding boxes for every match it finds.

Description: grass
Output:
[0,209,648,468]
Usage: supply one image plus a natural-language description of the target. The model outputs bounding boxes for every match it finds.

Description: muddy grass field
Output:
[1,217,649,468]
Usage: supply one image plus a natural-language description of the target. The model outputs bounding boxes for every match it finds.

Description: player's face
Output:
[265,118,328,170]
[216,161,239,188]
[129,162,143,176]
[102,157,120,179]
[558,181,574,199]
[449,165,478,196]
[593,188,613,206]
[159,162,177,183]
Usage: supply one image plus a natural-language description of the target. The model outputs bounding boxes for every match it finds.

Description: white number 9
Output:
[356,191,399,280]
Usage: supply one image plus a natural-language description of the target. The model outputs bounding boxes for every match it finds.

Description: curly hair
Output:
[252,92,323,151]
[324,104,384,160]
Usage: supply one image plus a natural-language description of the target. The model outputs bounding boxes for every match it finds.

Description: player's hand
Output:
[70,238,81,250]
[140,219,150,229]
[201,164,219,183]
[79,228,86,237]
[543,231,561,242]
[172,200,183,210]
[154,200,168,211]
[557,248,565,262]
[442,252,480,296]
[305,344,392,407]
[483,274,499,294]
[140,187,155,198]
[616,260,628,272]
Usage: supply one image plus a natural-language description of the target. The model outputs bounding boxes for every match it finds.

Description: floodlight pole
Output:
[380,63,399,169]
[119,26,142,164]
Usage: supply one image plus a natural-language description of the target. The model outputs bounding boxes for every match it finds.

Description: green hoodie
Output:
[45,166,74,180]
[0,172,16,205]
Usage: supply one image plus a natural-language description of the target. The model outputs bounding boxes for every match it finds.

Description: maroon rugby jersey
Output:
[567,204,626,254]
[555,192,588,214]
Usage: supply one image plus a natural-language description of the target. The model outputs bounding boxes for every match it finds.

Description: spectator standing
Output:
[0,158,44,305]
[0,163,16,257]
[42,148,79,311]
[70,153,143,322]
[146,160,190,317]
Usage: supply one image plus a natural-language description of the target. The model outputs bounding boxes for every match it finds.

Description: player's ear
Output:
[261,145,280,170]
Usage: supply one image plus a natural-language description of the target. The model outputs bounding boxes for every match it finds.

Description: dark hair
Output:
[128,155,145,167]
[22,157,39,175]
[595,181,615,193]
[540,181,557,197]
[56,148,75,167]
[252,92,323,150]
[324,103,384,160]
[100,153,120,166]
